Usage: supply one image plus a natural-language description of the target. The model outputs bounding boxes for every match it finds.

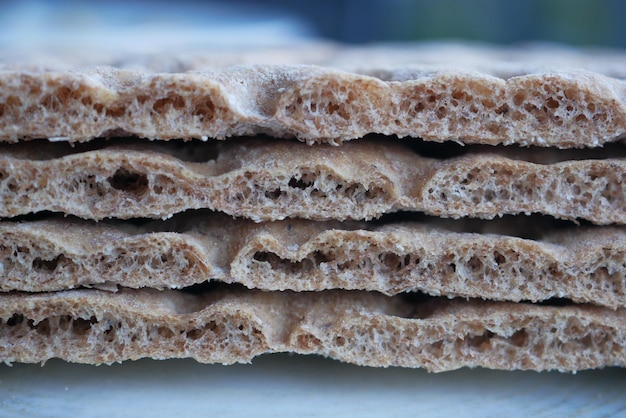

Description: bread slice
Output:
[1,138,625,223]
[0,287,623,371]
[2,214,625,308]
[1,59,625,146]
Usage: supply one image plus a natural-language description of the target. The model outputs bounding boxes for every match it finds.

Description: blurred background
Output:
[239,0,626,47]
[0,0,625,49]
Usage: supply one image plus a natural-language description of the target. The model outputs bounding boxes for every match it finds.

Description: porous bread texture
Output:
[0,138,625,224]
[233,221,626,309]
[2,215,626,309]
[0,219,218,292]
[0,65,334,142]
[1,64,625,146]
[0,288,624,372]
[275,69,626,147]
[0,137,397,222]
[0,288,271,365]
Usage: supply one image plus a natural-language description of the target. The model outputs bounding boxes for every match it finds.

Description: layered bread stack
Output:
[0,44,625,371]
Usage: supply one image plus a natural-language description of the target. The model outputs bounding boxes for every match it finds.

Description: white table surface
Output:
[0,354,624,417]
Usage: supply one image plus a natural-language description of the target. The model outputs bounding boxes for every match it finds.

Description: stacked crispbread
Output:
[1,43,625,372]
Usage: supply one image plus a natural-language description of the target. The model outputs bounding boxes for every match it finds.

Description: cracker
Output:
[1,44,626,146]
[0,139,624,223]
[0,288,623,371]
[1,215,625,308]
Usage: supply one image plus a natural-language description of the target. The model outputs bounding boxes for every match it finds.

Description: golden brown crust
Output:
[0,288,623,372]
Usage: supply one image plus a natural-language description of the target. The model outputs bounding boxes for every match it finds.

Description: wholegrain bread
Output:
[0,287,623,372]
[0,138,624,223]
[2,215,625,309]
[1,55,626,145]
[3,42,625,374]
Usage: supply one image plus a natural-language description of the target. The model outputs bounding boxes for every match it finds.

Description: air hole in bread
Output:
[510,329,528,347]
[252,251,271,263]
[6,313,24,327]
[34,318,51,336]
[103,323,117,342]
[379,253,417,270]
[31,254,65,272]
[185,328,203,340]
[546,98,560,109]
[335,336,346,346]
[467,330,495,350]
[288,177,311,190]
[312,251,330,264]
[191,98,215,122]
[264,189,283,199]
[468,256,483,272]
[105,105,125,118]
[41,87,75,112]
[252,251,332,273]
[2,314,100,337]
[153,94,186,114]
[252,251,310,272]
[327,102,350,120]
[493,251,506,265]
[72,316,97,334]
[297,333,322,350]
[108,168,149,195]
[157,326,175,338]
[495,104,509,115]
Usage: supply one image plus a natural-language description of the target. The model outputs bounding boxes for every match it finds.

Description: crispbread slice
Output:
[0,138,625,224]
[2,214,625,309]
[0,288,623,372]
[1,58,626,146]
